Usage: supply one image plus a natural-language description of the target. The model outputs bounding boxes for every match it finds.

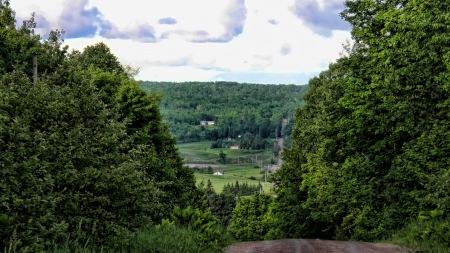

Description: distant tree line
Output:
[209,134,280,151]
[140,81,306,143]
[199,180,263,226]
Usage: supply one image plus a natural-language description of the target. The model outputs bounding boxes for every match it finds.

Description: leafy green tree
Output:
[0,3,202,249]
[218,150,227,164]
[170,206,222,245]
[70,42,124,74]
[230,193,274,241]
[0,70,162,249]
[270,0,450,243]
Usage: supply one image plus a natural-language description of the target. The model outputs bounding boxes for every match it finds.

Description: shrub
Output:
[390,214,450,253]
[230,193,274,241]
[170,206,222,244]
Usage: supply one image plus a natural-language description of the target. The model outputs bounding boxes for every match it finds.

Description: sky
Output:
[10,0,352,85]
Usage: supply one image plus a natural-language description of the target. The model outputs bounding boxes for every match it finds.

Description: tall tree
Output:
[270,0,450,242]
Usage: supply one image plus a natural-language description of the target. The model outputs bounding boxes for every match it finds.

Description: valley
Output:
[177,141,276,193]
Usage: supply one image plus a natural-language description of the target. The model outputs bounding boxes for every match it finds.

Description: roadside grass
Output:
[10,225,231,253]
[177,141,275,193]
[386,218,450,253]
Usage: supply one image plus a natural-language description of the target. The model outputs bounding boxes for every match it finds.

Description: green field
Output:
[177,141,275,193]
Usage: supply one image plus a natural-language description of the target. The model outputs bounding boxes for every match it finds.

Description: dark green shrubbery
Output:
[230,193,276,241]
[0,2,202,251]
[391,220,450,252]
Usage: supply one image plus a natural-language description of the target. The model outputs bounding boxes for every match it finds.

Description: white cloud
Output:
[10,0,352,84]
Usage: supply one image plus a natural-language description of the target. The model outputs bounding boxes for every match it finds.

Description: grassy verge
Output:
[387,218,450,253]
[6,226,234,253]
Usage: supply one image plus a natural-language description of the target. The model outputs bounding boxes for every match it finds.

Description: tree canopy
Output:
[0,2,201,249]
[230,0,450,249]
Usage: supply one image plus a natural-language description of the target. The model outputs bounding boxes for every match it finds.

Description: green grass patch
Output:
[177,142,275,193]
[177,141,274,164]
[195,165,268,194]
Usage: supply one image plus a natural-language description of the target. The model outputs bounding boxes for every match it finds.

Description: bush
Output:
[129,225,224,253]
[230,193,274,241]
[32,225,225,253]
[390,215,450,253]
[170,206,222,244]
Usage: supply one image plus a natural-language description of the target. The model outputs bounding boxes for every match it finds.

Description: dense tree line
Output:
[199,180,263,226]
[209,133,279,151]
[231,0,450,250]
[140,81,307,143]
[0,2,202,250]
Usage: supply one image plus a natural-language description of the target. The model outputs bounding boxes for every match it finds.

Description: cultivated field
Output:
[177,141,276,193]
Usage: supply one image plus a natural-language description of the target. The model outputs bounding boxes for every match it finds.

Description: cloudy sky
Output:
[10,0,351,85]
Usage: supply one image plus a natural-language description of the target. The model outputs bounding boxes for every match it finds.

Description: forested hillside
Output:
[230,1,450,251]
[140,81,308,144]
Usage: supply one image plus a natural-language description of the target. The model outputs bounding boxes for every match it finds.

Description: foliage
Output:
[264,0,450,247]
[218,150,228,164]
[199,180,263,226]
[0,70,160,248]
[239,132,274,150]
[169,206,223,247]
[222,181,263,197]
[128,224,228,253]
[229,193,276,241]
[390,217,450,253]
[8,225,227,253]
[192,166,214,174]
[140,81,306,143]
[0,2,201,250]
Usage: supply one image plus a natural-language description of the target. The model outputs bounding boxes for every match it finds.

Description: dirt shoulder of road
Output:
[225,239,410,253]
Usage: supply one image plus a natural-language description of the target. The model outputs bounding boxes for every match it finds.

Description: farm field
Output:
[177,141,276,193]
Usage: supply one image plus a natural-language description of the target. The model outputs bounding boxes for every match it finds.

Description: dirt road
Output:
[277,136,284,166]
[225,239,407,253]
[277,119,288,167]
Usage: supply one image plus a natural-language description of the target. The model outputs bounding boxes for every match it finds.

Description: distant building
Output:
[213,171,224,176]
[230,145,240,150]
[200,121,215,126]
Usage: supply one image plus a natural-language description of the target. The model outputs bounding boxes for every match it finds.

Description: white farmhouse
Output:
[213,171,224,176]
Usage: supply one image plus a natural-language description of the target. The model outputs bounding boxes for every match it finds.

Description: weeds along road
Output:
[225,239,407,253]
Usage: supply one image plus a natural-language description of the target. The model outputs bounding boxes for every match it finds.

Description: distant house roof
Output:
[213,171,225,175]
[200,121,215,125]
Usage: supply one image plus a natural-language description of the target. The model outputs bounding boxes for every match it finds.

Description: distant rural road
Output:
[277,119,288,167]
[225,239,407,253]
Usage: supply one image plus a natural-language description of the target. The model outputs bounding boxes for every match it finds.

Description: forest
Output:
[2,0,450,252]
[140,81,307,145]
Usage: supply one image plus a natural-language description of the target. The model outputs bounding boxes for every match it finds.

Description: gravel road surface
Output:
[225,239,408,253]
